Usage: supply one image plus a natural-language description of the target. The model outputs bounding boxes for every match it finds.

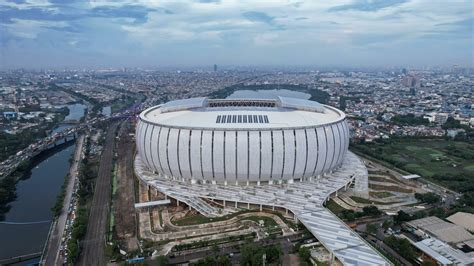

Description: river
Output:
[0,143,76,262]
[51,103,87,135]
[0,103,86,263]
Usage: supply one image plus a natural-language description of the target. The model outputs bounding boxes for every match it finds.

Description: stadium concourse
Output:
[134,97,392,265]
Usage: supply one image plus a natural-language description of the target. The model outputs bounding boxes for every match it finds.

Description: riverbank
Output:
[0,139,76,220]
[43,134,85,266]
[0,143,76,261]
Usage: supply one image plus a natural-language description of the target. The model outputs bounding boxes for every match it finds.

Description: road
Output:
[43,134,85,266]
[166,233,306,264]
[78,122,119,266]
[366,235,413,266]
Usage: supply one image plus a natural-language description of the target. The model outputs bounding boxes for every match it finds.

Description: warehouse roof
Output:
[446,212,474,232]
[406,216,474,244]
[414,238,474,265]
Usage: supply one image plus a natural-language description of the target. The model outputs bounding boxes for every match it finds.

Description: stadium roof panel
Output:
[160,97,208,113]
[277,96,325,113]
[141,97,345,130]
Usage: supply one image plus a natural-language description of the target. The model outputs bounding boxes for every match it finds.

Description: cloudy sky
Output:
[0,0,472,69]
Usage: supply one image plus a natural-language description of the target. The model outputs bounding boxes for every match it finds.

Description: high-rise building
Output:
[213,64,217,72]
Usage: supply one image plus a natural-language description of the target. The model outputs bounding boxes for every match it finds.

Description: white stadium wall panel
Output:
[190,130,203,181]
[324,126,335,173]
[305,128,318,178]
[136,97,350,185]
[315,127,327,176]
[167,128,180,178]
[224,131,237,183]
[271,130,284,181]
[331,124,341,170]
[213,131,225,182]
[294,129,307,178]
[282,130,295,180]
[260,131,273,180]
[236,131,249,182]
[201,130,214,181]
[178,129,192,180]
[158,127,172,178]
[248,131,260,182]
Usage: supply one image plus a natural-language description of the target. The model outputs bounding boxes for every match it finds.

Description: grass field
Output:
[352,139,474,192]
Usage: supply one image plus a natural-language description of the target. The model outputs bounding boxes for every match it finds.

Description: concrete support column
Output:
[235,201,238,208]
[165,194,168,200]
[188,205,191,211]
[272,205,275,211]
[260,204,262,211]
[247,202,250,209]
[176,199,180,207]
[285,209,288,215]
[223,200,226,208]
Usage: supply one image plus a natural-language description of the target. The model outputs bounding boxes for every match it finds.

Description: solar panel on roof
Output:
[216,114,270,124]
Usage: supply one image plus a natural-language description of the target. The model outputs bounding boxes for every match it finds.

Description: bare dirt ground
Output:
[114,122,139,251]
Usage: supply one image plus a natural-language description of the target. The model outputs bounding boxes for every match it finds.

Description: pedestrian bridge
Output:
[134,199,171,209]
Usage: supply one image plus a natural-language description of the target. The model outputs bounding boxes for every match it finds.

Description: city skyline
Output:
[1,0,473,69]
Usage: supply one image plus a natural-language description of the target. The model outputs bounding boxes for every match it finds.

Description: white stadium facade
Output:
[134,97,392,266]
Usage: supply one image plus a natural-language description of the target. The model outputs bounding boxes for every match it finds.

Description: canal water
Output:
[0,103,85,262]
[51,103,87,135]
[64,103,86,121]
[0,143,76,262]
[102,105,111,116]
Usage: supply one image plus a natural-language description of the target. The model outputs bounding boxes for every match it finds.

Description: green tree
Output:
[299,246,311,263]
[382,220,392,231]
[366,223,379,235]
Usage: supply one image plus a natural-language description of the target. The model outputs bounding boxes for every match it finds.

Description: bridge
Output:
[58,120,81,125]
[0,252,42,265]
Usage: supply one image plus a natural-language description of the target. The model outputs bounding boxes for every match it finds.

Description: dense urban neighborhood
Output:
[0,67,473,265]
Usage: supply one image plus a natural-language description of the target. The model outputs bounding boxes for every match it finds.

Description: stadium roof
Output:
[141,97,344,130]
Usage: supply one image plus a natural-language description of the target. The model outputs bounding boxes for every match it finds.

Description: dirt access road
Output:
[114,121,138,251]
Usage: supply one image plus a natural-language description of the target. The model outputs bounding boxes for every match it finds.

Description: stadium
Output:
[136,97,349,185]
[134,97,391,265]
